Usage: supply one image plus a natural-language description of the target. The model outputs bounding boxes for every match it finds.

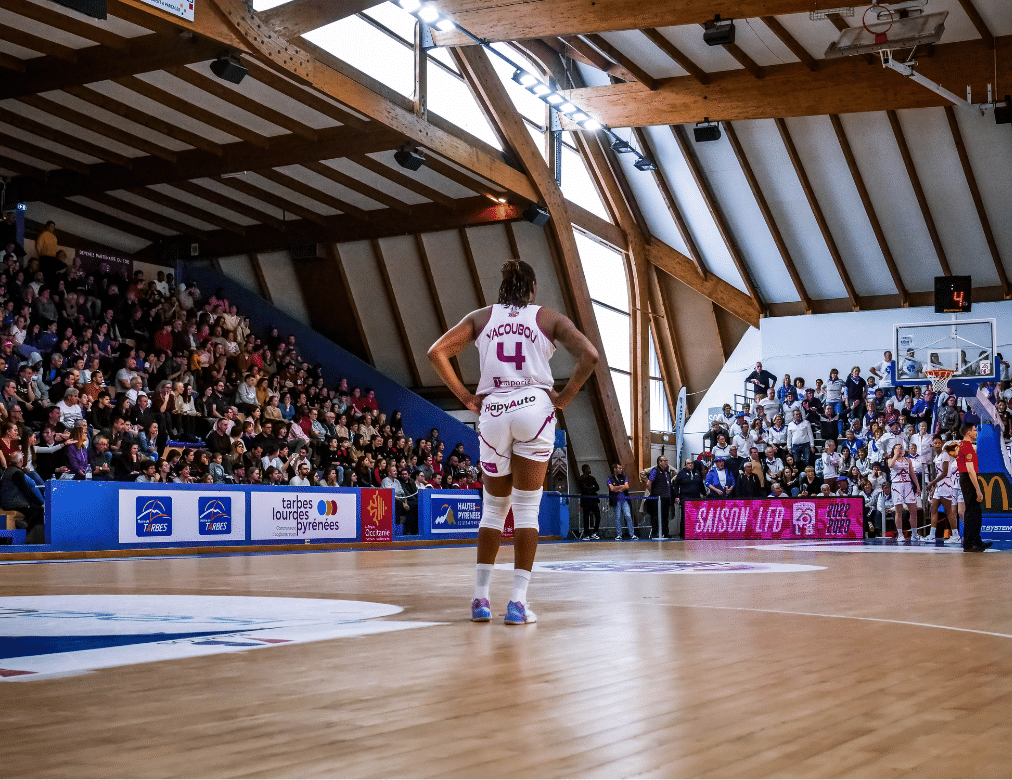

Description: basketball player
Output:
[887,443,921,541]
[956,424,992,552]
[925,437,959,545]
[428,260,599,624]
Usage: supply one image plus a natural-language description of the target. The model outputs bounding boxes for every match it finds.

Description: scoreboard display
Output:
[935,275,972,313]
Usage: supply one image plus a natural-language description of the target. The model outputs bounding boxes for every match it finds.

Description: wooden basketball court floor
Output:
[2,539,1011,778]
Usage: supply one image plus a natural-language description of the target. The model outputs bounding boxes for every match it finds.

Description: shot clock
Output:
[935,275,972,313]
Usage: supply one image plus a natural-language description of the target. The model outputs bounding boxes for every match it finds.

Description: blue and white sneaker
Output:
[470,598,491,622]
[504,600,537,625]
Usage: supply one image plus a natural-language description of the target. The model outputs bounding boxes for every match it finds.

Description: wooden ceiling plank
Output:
[830,114,908,307]
[775,117,860,311]
[169,180,285,230]
[454,44,634,478]
[370,237,422,387]
[86,191,209,239]
[760,16,817,71]
[504,221,521,260]
[719,41,764,79]
[167,65,319,141]
[944,105,1010,298]
[304,161,411,214]
[0,0,129,49]
[646,239,760,328]
[213,175,329,227]
[4,112,134,168]
[240,57,369,130]
[561,36,1012,126]
[0,153,46,179]
[258,0,374,39]
[640,28,709,85]
[63,85,224,156]
[0,25,78,62]
[127,186,247,235]
[722,120,811,313]
[559,35,616,72]
[414,233,462,377]
[326,243,373,364]
[670,124,766,314]
[18,94,177,163]
[257,168,371,222]
[886,110,950,277]
[826,13,851,33]
[458,227,487,308]
[0,136,90,175]
[347,154,456,208]
[630,127,707,280]
[0,51,26,73]
[45,196,164,241]
[423,156,504,201]
[584,34,658,90]
[117,75,273,149]
[957,0,994,48]
[247,251,273,302]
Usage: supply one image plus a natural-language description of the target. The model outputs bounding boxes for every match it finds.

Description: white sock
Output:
[511,568,531,604]
[474,563,494,600]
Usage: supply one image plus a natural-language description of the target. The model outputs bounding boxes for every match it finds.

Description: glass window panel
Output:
[593,304,631,373]
[427,60,503,149]
[650,379,672,432]
[488,43,550,125]
[252,0,288,10]
[649,333,662,379]
[611,370,631,438]
[360,2,415,42]
[576,233,628,313]
[528,123,547,161]
[561,144,609,220]
[305,16,415,98]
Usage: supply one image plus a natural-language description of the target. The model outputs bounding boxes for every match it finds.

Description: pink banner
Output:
[685,498,864,540]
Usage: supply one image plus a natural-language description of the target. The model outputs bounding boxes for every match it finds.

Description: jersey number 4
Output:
[497,341,526,370]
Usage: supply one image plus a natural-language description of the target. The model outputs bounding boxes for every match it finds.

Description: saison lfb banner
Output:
[684,498,864,540]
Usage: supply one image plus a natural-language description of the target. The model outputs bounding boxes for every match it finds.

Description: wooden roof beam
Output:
[346,154,455,209]
[560,36,1012,126]
[44,196,165,242]
[126,186,247,235]
[0,137,90,176]
[0,25,78,62]
[86,191,210,239]
[830,114,908,307]
[258,0,374,40]
[4,112,134,169]
[0,51,25,73]
[168,180,286,230]
[0,154,46,180]
[722,120,811,313]
[775,117,860,311]
[886,110,950,277]
[239,57,369,129]
[303,161,412,214]
[256,168,372,222]
[944,105,1010,298]
[760,16,817,71]
[957,0,994,49]
[0,0,128,49]
[213,175,329,227]
[670,124,766,315]
[583,34,658,90]
[457,228,487,308]
[640,28,709,85]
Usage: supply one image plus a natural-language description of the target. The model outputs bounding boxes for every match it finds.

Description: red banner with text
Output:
[360,489,393,542]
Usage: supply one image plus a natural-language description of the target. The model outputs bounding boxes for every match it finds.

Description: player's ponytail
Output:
[497,259,537,308]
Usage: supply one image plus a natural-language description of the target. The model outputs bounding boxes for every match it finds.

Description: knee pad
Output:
[478,491,511,532]
[511,487,543,531]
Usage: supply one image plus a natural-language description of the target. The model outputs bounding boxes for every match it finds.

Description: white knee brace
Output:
[478,491,511,532]
[511,487,543,531]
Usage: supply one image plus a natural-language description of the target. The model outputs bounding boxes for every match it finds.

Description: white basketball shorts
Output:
[932,479,954,502]
[478,388,556,477]
[892,479,916,505]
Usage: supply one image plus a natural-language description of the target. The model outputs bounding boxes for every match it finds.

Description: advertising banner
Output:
[250,490,357,541]
[118,489,247,543]
[360,488,393,543]
[76,249,132,282]
[430,492,482,535]
[139,0,195,22]
[685,497,864,540]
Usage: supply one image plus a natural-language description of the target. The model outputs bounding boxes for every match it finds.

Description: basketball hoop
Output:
[863,4,894,44]
[924,368,954,394]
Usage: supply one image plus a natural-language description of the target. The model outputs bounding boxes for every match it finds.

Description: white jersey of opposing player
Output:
[476,303,555,396]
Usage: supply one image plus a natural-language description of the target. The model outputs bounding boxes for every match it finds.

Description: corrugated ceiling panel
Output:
[192,178,289,221]
[597,29,681,79]
[1,125,102,164]
[151,184,258,227]
[463,224,514,304]
[365,151,477,199]
[731,118,848,300]
[109,190,220,232]
[688,127,800,304]
[217,255,259,295]
[611,143,692,258]
[897,107,1000,286]
[320,158,430,205]
[255,251,310,327]
[275,165,385,211]
[41,90,192,152]
[840,111,941,293]
[240,172,340,216]
[728,18,799,66]
[650,25,743,72]
[69,196,175,235]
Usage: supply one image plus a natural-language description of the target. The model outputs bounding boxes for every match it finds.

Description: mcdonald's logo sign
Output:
[978,474,1011,513]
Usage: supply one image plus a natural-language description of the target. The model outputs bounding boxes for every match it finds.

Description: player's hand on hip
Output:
[548,389,566,409]
[463,393,483,414]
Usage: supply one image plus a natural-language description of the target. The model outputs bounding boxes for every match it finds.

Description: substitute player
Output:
[428,260,598,624]
[925,436,959,545]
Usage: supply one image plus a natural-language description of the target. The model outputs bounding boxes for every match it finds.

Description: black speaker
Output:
[693,124,721,142]
[995,95,1012,125]
[522,203,550,226]
[394,147,426,171]
[210,57,247,85]
[703,19,735,46]
[52,0,106,19]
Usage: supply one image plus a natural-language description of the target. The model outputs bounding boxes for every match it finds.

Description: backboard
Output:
[891,318,998,390]
[824,10,947,58]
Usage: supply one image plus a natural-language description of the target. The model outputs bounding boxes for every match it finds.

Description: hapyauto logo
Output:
[136,497,172,536]
[434,504,456,526]
[198,497,231,535]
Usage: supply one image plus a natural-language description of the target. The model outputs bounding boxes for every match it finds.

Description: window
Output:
[649,335,672,431]
[304,15,415,98]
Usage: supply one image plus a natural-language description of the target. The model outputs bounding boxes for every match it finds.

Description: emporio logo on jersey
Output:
[197,497,231,535]
[492,377,535,389]
[136,497,172,536]
[485,395,536,417]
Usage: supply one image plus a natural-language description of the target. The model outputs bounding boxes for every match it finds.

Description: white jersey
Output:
[476,304,555,396]
[933,452,957,490]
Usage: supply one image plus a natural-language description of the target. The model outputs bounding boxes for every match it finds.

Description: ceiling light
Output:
[544,93,564,105]
[580,119,602,131]
[610,138,633,153]
[512,69,538,87]
[397,0,421,11]
[436,18,456,31]
[417,4,440,23]
[634,157,657,171]
[570,112,588,122]
[529,83,551,96]
[557,103,577,115]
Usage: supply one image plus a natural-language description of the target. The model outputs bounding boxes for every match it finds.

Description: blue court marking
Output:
[0,631,238,659]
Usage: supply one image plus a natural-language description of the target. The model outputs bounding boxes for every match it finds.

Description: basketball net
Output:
[924,368,954,395]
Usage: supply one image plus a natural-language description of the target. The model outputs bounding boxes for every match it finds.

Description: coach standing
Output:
[957,424,992,552]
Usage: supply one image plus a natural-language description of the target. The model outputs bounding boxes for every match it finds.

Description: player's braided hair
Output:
[497,259,537,308]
